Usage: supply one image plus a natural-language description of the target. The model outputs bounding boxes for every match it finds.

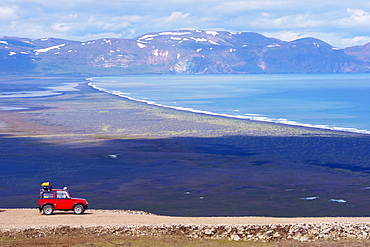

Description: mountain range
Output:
[1,30,370,75]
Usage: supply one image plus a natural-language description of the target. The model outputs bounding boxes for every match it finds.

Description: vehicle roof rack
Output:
[40,181,52,191]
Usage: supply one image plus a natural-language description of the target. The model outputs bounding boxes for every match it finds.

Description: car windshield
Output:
[56,191,70,199]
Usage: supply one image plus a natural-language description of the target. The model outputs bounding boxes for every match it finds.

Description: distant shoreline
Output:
[1,76,356,138]
[86,80,368,137]
[1,74,367,136]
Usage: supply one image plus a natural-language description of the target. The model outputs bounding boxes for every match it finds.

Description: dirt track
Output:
[2,209,370,230]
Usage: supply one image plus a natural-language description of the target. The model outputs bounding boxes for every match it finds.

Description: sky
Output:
[1,0,370,48]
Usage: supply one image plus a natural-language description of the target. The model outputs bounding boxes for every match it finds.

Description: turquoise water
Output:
[88,74,370,134]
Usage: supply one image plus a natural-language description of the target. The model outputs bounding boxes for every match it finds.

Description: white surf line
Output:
[86,79,370,135]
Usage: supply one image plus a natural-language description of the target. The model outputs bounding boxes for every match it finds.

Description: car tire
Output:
[42,205,54,215]
[73,204,85,214]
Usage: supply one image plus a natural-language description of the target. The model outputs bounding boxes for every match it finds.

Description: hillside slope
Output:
[1,30,370,75]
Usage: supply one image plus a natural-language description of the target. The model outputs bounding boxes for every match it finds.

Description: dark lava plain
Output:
[1,76,370,217]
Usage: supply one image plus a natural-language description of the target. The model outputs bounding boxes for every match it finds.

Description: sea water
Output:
[0,82,80,98]
[88,74,370,134]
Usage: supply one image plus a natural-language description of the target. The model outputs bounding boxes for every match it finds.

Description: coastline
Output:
[1,76,370,217]
[87,76,370,136]
[1,75,366,137]
[86,80,367,137]
[0,78,344,141]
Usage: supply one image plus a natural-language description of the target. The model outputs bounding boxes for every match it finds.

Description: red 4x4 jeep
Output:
[38,182,88,215]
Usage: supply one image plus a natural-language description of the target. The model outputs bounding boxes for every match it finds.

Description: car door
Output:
[39,191,56,207]
[55,191,74,210]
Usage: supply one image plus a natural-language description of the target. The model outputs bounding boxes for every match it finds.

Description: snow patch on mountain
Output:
[205,31,219,36]
[138,34,158,40]
[209,40,219,45]
[137,43,147,48]
[103,39,112,45]
[34,44,65,54]
[191,37,208,42]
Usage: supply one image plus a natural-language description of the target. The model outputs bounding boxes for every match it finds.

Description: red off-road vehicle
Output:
[38,182,88,215]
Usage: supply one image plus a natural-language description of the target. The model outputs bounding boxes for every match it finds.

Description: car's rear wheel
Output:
[73,204,85,214]
[42,205,54,215]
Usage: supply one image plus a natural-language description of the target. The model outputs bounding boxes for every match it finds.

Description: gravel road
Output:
[2,209,370,230]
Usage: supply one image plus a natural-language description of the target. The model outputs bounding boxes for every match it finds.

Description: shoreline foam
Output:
[87,80,370,135]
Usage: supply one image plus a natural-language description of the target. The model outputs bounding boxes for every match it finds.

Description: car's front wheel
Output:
[73,204,85,214]
[42,205,54,215]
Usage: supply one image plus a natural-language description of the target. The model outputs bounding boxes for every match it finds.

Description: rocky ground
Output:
[2,209,370,244]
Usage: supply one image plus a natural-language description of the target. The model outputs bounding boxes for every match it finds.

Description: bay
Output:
[88,74,370,134]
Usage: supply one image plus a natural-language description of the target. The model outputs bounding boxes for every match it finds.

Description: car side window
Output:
[56,191,70,199]
[42,192,54,199]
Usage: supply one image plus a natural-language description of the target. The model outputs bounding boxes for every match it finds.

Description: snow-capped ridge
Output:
[1,30,370,75]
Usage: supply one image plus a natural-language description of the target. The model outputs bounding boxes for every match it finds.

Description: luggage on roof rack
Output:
[41,181,52,191]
